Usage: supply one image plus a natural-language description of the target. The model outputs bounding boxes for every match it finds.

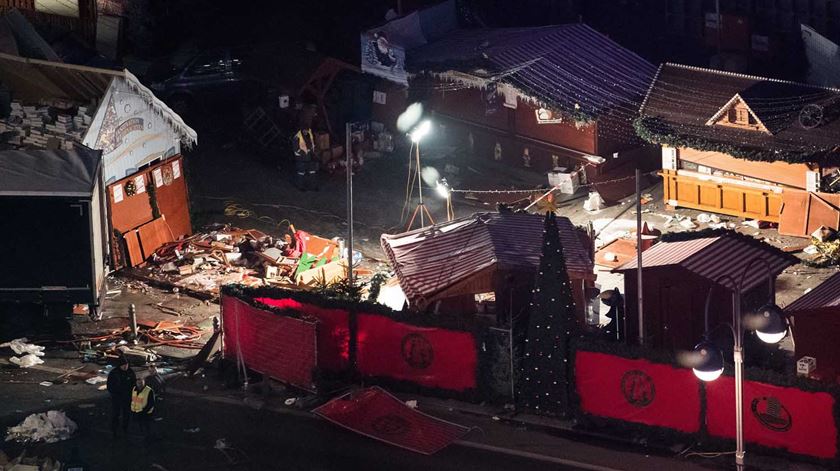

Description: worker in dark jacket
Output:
[130,377,156,439]
[106,356,135,438]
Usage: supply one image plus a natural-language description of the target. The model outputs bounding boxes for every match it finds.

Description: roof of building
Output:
[381,212,593,308]
[636,63,840,164]
[0,52,196,146]
[408,23,657,122]
[0,147,102,196]
[785,272,840,312]
[615,231,798,291]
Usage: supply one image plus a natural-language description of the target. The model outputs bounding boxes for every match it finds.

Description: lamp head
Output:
[752,303,788,344]
[409,120,432,143]
[691,340,724,382]
[436,178,450,198]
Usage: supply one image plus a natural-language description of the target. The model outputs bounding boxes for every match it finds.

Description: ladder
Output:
[241,107,281,150]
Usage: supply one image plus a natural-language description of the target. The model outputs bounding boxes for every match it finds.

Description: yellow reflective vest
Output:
[130,386,154,414]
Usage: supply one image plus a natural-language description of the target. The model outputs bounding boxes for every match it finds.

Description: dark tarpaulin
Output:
[0,147,102,196]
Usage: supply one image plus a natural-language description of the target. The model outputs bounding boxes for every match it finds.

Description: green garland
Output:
[634,116,840,165]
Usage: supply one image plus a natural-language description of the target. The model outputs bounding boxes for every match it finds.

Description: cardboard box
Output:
[797,356,816,377]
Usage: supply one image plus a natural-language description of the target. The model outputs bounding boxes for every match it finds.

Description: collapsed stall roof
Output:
[0,147,102,197]
[636,63,840,164]
[407,23,657,121]
[0,52,197,146]
[381,212,594,308]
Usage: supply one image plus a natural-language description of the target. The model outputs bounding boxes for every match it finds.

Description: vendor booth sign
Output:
[361,32,408,86]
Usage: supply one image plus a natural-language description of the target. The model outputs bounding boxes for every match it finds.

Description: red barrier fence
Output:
[222,296,318,391]
[706,376,837,459]
[313,386,471,455]
[356,314,478,392]
[255,297,350,372]
[575,351,702,433]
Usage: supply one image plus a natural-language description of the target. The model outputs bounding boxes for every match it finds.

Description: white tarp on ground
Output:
[1,338,46,368]
[5,411,77,443]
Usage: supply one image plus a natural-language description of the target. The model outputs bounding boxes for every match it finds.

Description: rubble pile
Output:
[1,101,92,150]
[5,411,77,444]
[135,224,360,297]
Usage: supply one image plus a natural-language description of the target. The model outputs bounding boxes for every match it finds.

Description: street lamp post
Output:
[691,258,790,471]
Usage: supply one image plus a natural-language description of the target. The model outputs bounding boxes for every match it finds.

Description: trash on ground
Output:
[0,338,45,357]
[9,354,45,368]
[405,400,418,409]
[38,381,52,387]
[183,427,200,433]
[5,411,77,444]
[583,191,606,213]
[803,245,819,255]
[678,217,697,229]
[85,376,107,385]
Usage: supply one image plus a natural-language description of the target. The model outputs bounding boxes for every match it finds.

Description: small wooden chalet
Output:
[614,231,798,351]
[784,272,840,381]
[637,63,840,237]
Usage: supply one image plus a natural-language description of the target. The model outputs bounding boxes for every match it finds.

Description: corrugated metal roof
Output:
[408,24,657,119]
[381,212,593,308]
[617,237,718,270]
[785,272,840,312]
[615,234,797,291]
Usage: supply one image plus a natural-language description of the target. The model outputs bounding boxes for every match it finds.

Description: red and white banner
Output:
[575,351,702,433]
[706,377,837,459]
[255,297,350,373]
[314,386,471,454]
[357,314,478,392]
[221,295,317,391]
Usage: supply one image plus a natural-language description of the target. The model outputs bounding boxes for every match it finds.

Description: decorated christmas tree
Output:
[518,212,577,415]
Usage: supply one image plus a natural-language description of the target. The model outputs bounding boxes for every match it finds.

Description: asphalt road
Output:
[1,394,588,471]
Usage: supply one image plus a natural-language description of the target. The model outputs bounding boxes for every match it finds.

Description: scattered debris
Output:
[183,427,200,433]
[284,398,296,406]
[5,411,77,444]
[583,191,606,213]
[405,400,418,409]
[1,338,45,357]
[678,218,697,230]
[812,226,837,243]
[85,376,107,385]
[38,382,52,387]
[803,245,819,255]
[9,355,44,368]
[696,213,712,223]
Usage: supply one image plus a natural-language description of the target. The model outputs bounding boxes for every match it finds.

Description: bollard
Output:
[129,304,138,340]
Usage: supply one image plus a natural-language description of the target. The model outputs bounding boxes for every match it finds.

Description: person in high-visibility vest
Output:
[130,377,156,439]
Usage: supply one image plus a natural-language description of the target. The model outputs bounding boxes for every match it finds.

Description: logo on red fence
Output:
[371,414,411,436]
[401,333,434,369]
[620,370,655,407]
[751,396,792,432]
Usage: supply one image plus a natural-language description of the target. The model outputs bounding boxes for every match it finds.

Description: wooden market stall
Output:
[638,63,840,237]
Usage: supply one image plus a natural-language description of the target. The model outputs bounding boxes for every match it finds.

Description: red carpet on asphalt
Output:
[313,387,471,455]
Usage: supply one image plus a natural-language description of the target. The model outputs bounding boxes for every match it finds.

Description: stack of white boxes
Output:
[2,100,92,150]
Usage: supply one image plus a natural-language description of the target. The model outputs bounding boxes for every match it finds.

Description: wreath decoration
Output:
[124,179,137,197]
